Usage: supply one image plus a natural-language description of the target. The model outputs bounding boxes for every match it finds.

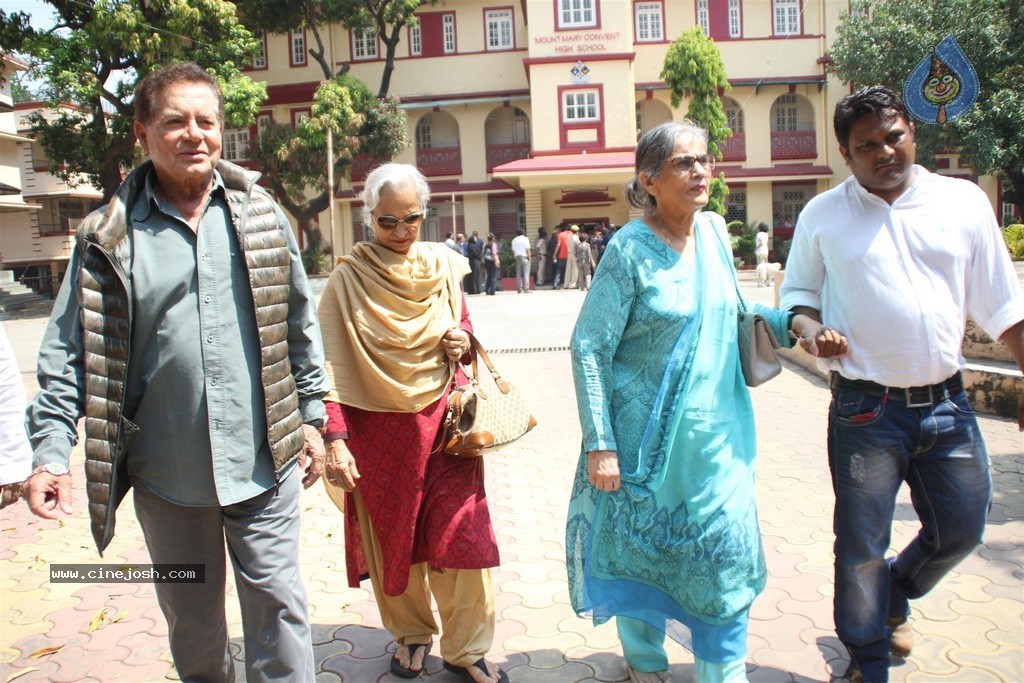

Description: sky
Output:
[8,0,57,30]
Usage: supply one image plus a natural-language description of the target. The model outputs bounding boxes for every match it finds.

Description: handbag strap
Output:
[447,333,511,396]
[466,333,512,394]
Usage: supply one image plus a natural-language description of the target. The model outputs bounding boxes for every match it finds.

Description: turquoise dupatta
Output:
[566,213,792,662]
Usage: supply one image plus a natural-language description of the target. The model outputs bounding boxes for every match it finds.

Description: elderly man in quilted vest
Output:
[23,62,330,682]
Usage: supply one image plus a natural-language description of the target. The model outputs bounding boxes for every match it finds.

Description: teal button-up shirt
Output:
[122,170,320,506]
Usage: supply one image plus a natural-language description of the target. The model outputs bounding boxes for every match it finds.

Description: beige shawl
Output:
[319,241,471,412]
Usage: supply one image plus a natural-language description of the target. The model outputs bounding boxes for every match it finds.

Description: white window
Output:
[223,129,250,162]
[563,90,599,122]
[251,34,266,68]
[353,29,378,60]
[256,114,272,139]
[774,94,799,130]
[486,9,514,50]
[559,0,596,29]
[635,2,663,42]
[290,31,306,66]
[728,0,741,37]
[443,14,456,53]
[416,124,432,149]
[410,25,422,55]
[1002,202,1017,225]
[697,0,709,36]
[726,103,744,133]
[725,188,747,225]
[773,0,800,35]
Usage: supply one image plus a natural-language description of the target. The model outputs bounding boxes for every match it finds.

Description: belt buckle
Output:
[904,385,934,408]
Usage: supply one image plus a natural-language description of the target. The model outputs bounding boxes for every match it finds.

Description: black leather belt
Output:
[829,371,964,408]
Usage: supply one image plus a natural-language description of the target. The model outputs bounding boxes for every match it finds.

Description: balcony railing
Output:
[771,130,817,160]
[416,147,462,176]
[348,154,381,183]
[486,143,531,172]
[719,132,746,162]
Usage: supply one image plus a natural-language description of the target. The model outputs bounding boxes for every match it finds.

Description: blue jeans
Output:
[828,386,991,683]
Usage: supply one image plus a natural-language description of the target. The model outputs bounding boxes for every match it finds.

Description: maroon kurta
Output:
[325,300,499,596]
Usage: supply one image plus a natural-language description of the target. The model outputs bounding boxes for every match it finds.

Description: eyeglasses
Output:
[374,211,426,230]
[668,154,716,173]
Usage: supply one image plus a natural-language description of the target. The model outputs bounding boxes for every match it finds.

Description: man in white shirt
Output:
[0,322,32,509]
[781,86,1024,683]
[511,227,532,293]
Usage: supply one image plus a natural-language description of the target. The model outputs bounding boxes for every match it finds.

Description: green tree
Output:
[0,1,265,204]
[10,75,32,103]
[236,0,439,97]
[246,74,408,246]
[661,26,731,215]
[829,0,1024,218]
[233,0,431,249]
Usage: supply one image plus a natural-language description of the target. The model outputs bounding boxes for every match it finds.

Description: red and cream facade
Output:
[239,0,1007,256]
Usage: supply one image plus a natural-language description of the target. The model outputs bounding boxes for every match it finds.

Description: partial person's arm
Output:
[997,320,1024,430]
[569,239,635,492]
[962,191,1024,430]
[279,206,329,423]
[24,248,85,518]
[0,323,32,508]
[276,207,330,486]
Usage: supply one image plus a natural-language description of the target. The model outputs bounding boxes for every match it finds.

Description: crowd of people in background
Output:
[443,223,619,294]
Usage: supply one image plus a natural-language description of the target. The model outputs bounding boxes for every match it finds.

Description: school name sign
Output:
[534,31,623,54]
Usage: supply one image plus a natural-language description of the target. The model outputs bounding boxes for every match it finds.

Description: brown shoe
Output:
[887,616,913,656]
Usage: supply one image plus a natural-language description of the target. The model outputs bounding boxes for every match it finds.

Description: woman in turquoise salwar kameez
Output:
[566,122,846,683]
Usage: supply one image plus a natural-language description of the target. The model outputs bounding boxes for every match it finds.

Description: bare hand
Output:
[442,327,471,362]
[300,424,326,489]
[24,473,73,519]
[325,439,360,492]
[588,450,620,492]
[793,315,849,358]
[0,482,24,510]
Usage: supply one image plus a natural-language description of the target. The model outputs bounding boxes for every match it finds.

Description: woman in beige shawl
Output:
[318,163,507,683]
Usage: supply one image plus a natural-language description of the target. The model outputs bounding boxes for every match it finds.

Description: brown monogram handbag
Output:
[435,334,537,457]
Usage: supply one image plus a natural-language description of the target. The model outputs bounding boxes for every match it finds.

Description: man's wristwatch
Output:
[31,463,70,477]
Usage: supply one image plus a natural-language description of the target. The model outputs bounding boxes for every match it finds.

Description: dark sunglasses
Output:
[374,211,426,230]
[668,154,716,173]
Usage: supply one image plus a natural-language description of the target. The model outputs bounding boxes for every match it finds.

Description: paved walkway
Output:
[1,275,1022,682]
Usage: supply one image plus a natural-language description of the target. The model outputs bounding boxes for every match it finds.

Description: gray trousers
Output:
[133,472,314,683]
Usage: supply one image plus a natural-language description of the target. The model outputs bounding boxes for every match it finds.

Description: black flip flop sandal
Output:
[443,658,509,683]
[390,642,432,679]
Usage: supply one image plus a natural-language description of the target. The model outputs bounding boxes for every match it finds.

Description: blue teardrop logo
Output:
[904,34,979,125]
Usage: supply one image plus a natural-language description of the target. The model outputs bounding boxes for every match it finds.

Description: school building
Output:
[239,0,1013,258]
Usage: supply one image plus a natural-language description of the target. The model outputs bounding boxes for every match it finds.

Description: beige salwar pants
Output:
[352,490,495,668]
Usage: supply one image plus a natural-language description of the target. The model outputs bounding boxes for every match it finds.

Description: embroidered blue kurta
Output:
[566,214,793,662]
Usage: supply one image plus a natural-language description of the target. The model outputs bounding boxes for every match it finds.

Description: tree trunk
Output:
[300,214,324,251]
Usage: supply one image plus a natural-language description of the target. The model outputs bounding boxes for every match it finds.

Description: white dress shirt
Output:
[0,322,33,485]
[780,166,1024,388]
[511,234,531,259]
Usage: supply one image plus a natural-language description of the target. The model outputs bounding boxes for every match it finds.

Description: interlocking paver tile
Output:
[50,645,128,683]
[504,660,596,682]
[556,619,621,652]
[501,604,575,639]
[948,648,1024,682]
[503,630,585,659]
[563,646,626,682]
[0,660,61,682]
